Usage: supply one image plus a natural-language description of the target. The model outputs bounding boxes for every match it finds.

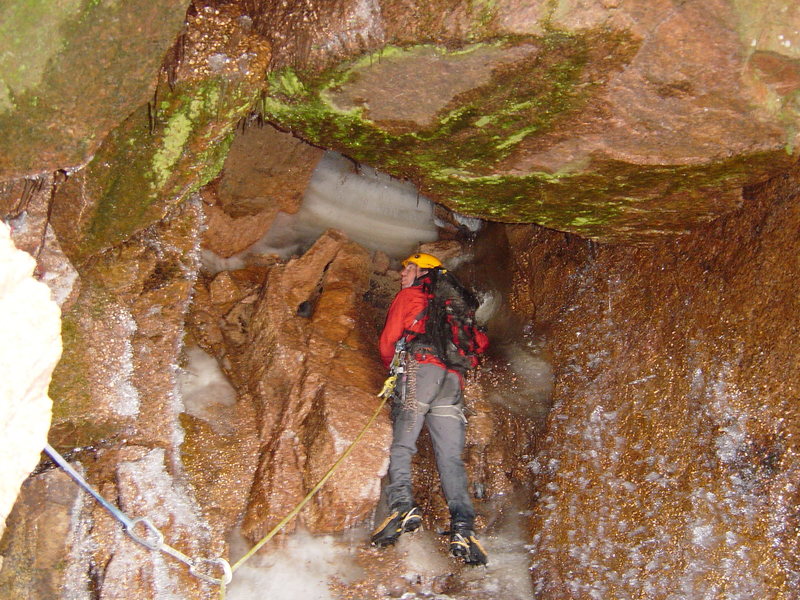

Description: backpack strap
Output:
[401,289,432,344]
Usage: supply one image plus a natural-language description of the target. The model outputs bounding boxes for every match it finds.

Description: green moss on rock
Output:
[255,29,796,238]
[54,76,259,263]
[257,31,641,229]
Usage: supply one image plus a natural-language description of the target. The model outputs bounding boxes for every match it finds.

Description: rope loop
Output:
[190,557,233,586]
[125,517,164,550]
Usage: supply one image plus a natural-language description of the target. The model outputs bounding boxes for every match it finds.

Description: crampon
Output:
[448,527,488,566]
[370,506,422,547]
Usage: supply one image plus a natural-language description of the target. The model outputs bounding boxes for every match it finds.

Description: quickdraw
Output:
[44,443,232,586]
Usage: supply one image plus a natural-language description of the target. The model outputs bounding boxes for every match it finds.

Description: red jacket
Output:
[379,283,489,375]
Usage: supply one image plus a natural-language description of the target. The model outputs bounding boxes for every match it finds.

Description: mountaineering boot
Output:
[371,506,423,547]
[448,523,488,566]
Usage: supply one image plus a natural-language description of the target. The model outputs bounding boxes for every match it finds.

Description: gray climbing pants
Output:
[385,361,475,526]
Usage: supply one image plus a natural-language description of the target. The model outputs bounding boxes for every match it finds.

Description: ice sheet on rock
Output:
[296,152,438,258]
[488,326,553,421]
[107,448,215,599]
[60,468,96,600]
[530,353,776,599]
[202,151,439,274]
[106,304,140,417]
[474,290,499,326]
[452,212,484,233]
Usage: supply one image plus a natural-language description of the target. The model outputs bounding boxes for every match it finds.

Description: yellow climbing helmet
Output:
[402,252,443,269]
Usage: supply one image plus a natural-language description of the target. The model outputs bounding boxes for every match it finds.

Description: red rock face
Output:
[0,470,80,598]
[5,176,798,597]
[0,198,221,599]
[236,230,393,538]
[507,172,800,598]
[202,125,324,257]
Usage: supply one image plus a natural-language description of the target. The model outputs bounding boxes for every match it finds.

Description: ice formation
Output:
[295,152,438,258]
[178,346,237,424]
[105,304,140,417]
[107,448,216,598]
[496,342,554,418]
[224,503,536,600]
[452,212,484,233]
[0,221,62,539]
[36,224,79,307]
[202,151,439,273]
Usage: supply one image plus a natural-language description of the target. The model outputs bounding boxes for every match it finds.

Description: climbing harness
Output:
[379,337,415,423]
[426,402,467,424]
[44,389,389,598]
[43,443,232,586]
[379,338,408,401]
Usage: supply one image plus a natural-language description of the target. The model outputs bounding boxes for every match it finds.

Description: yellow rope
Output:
[219,393,389,598]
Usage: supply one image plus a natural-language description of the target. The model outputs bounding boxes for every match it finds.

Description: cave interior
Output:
[0,1,799,599]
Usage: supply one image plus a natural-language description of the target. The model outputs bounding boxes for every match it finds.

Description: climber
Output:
[370,252,489,566]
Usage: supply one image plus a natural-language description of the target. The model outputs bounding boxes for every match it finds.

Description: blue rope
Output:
[44,443,135,529]
[44,442,231,584]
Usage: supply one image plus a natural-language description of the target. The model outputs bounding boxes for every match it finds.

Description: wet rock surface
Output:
[507,172,800,598]
[48,198,203,451]
[4,1,798,244]
[0,198,212,598]
[0,0,190,178]
[237,230,392,539]
[0,470,80,599]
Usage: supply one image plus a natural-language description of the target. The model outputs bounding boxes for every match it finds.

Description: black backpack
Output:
[411,268,485,372]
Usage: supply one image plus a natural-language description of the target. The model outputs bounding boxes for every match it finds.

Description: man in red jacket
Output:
[371,252,488,566]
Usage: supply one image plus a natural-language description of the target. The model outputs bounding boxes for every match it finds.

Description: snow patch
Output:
[225,527,363,600]
[177,346,237,423]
